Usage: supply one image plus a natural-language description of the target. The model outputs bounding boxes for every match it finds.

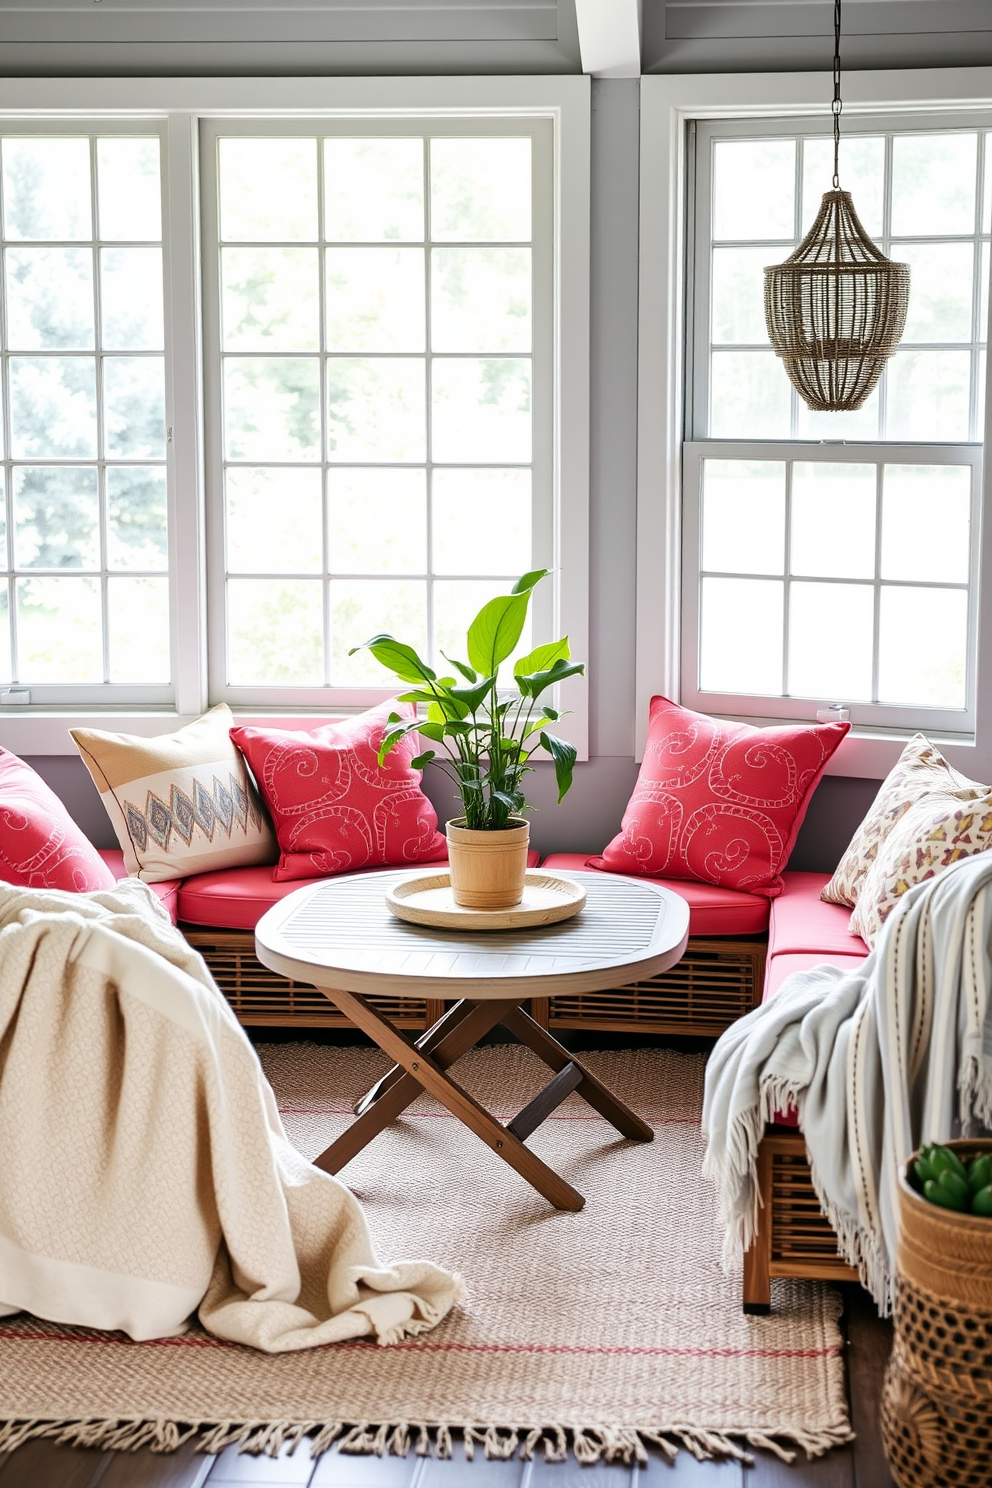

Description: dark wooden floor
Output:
[0,1285,894,1488]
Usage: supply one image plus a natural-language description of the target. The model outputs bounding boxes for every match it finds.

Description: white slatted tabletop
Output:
[255,868,689,1000]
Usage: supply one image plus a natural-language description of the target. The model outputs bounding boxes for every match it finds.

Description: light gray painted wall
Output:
[22,80,883,873]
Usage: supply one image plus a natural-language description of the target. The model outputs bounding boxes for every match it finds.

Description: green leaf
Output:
[416,721,447,743]
[511,568,549,596]
[515,659,585,699]
[441,652,478,684]
[427,694,469,724]
[349,634,436,684]
[541,705,560,720]
[449,675,497,714]
[513,637,570,679]
[410,751,436,770]
[539,731,578,803]
[467,593,530,675]
[377,718,423,765]
[491,790,522,811]
[396,689,445,706]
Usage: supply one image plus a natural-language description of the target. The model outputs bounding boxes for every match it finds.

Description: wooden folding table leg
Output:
[353,998,477,1116]
[326,987,586,1212]
[502,1005,653,1142]
[315,999,507,1174]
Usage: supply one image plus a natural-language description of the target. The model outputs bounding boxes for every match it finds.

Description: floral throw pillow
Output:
[850,791,992,946]
[821,734,988,907]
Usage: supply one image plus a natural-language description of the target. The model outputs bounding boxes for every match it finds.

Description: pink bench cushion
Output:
[98,848,181,925]
[763,949,869,1127]
[769,871,868,959]
[539,852,769,936]
[178,852,542,931]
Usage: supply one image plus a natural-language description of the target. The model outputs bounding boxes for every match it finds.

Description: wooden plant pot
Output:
[446,816,530,909]
[880,1139,992,1488]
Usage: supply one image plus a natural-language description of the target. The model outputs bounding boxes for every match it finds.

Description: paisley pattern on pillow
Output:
[850,793,992,946]
[0,748,115,892]
[591,696,849,896]
[821,734,988,908]
[231,700,448,882]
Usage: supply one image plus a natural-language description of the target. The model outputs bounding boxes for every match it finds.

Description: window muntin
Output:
[684,115,991,734]
[202,122,553,705]
[700,124,991,444]
[0,131,171,703]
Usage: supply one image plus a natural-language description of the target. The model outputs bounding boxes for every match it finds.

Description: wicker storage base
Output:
[743,1132,858,1313]
[182,927,444,1030]
[881,1140,992,1488]
[539,936,766,1036]
[183,928,764,1040]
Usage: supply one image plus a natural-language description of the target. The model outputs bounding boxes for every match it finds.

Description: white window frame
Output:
[0,76,590,760]
[637,67,992,781]
[199,114,555,711]
[0,116,175,710]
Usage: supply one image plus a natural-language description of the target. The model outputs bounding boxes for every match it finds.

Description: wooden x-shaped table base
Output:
[310,989,654,1211]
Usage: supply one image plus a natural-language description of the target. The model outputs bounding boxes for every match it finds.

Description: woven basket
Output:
[880,1140,992,1488]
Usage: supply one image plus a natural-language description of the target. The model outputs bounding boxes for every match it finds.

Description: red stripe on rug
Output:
[0,1327,838,1361]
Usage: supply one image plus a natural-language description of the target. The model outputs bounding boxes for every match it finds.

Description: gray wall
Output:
[644,0,992,74]
[21,80,885,875]
[0,0,582,76]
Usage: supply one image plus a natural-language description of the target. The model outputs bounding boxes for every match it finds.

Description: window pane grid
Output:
[706,125,992,443]
[694,453,975,714]
[215,131,537,691]
[0,133,170,692]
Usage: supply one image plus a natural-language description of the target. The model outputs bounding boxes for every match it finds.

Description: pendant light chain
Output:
[832,0,843,189]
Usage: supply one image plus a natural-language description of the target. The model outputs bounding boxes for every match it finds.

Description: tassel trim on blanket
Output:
[0,1415,855,1465]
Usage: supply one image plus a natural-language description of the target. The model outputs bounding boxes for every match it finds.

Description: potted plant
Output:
[351,569,584,910]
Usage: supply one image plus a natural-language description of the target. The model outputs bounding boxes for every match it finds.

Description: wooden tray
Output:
[385,870,586,930]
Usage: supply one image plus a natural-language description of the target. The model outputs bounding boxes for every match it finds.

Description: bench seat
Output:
[98,849,182,925]
[744,871,870,1310]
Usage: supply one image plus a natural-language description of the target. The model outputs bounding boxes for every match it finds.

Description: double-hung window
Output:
[682,115,992,736]
[0,124,171,707]
[0,83,589,753]
[200,119,554,708]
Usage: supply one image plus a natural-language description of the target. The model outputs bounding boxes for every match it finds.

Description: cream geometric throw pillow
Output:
[849,791,992,946]
[71,704,277,883]
[821,734,988,907]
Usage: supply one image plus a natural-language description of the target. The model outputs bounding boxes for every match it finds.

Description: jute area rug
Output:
[0,1043,852,1467]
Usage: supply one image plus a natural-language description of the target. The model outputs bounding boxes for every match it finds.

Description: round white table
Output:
[255,868,689,1211]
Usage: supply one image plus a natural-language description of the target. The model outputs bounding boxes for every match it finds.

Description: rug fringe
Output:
[0,1416,854,1463]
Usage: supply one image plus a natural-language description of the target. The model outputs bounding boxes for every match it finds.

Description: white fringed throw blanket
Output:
[702,853,992,1311]
[0,881,463,1350]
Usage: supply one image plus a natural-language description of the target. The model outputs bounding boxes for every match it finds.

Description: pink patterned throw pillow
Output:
[0,747,115,892]
[591,696,849,896]
[230,701,448,882]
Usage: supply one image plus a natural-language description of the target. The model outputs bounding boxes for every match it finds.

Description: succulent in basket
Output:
[912,1144,992,1216]
[350,569,584,909]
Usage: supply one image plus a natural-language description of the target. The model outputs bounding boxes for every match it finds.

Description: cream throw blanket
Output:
[702,852,992,1311]
[0,880,464,1350]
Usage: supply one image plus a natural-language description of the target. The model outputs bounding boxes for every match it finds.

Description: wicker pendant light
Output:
[764,0,909,411]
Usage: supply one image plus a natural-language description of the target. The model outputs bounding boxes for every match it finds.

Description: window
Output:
[0,126,171,706]
[682,114,992,736]
[0,81,589,756]
[200,120,554,707]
